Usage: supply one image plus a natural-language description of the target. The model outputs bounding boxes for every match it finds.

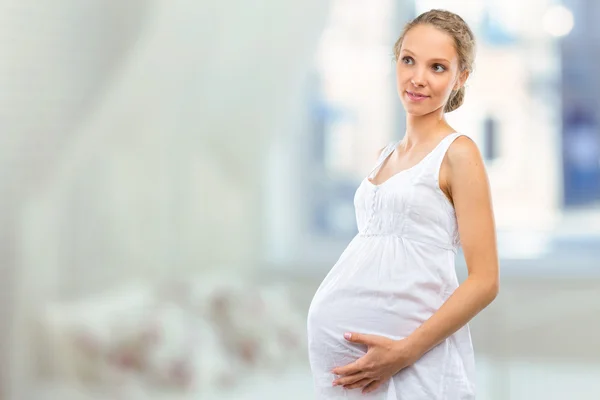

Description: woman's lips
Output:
[406,91,429,102]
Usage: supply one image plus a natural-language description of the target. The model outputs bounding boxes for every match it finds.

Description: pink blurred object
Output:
[35,278,307,395]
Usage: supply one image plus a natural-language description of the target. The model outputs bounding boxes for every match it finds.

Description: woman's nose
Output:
[410,69,426,87]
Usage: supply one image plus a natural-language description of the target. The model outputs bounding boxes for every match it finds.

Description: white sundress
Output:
[307,132,476,399]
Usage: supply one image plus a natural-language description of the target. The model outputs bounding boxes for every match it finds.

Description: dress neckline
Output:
[367,132,457,188]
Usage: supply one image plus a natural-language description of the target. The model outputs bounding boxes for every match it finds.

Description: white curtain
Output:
[1,0,329,397]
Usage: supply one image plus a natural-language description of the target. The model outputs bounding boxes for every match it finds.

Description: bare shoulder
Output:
[446,135,482,166]
[444,136,489,208]
[440,135,488,199]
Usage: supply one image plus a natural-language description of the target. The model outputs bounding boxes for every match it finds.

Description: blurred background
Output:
[1,0,599,399]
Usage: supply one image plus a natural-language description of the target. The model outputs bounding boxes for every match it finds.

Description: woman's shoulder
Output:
[446,133,480,162]
[444,134,486,181]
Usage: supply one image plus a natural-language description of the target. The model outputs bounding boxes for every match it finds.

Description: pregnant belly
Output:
[307,278,443,374]
[306,236,453,389]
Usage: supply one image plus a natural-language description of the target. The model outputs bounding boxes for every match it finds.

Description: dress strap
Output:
[367,142,398,179]
[430,132,469,185]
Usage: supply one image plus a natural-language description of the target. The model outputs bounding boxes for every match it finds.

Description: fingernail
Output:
[332,381,338,387]
[344,332,351,340]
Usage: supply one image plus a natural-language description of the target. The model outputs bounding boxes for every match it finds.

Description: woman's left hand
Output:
[331,332,418,394]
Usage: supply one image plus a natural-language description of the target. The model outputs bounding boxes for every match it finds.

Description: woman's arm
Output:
[405,135,499,357]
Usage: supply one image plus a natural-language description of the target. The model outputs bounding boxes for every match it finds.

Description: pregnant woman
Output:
[307,9,499,399]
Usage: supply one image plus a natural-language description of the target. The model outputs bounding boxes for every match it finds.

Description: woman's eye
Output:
[402,56,414,65]
[433,64,446,72]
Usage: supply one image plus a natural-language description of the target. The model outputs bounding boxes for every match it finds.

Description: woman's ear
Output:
[454,69,470,91]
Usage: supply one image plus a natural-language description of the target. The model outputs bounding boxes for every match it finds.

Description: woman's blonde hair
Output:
[393,9,476,113]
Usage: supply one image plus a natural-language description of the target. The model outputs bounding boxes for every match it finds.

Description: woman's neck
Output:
[403,110,454,147]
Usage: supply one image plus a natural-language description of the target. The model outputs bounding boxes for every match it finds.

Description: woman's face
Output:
[396,24,465,116]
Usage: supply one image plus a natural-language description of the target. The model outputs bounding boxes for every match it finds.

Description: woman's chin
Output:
[401,101,443,117]
[404,105,431,117]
